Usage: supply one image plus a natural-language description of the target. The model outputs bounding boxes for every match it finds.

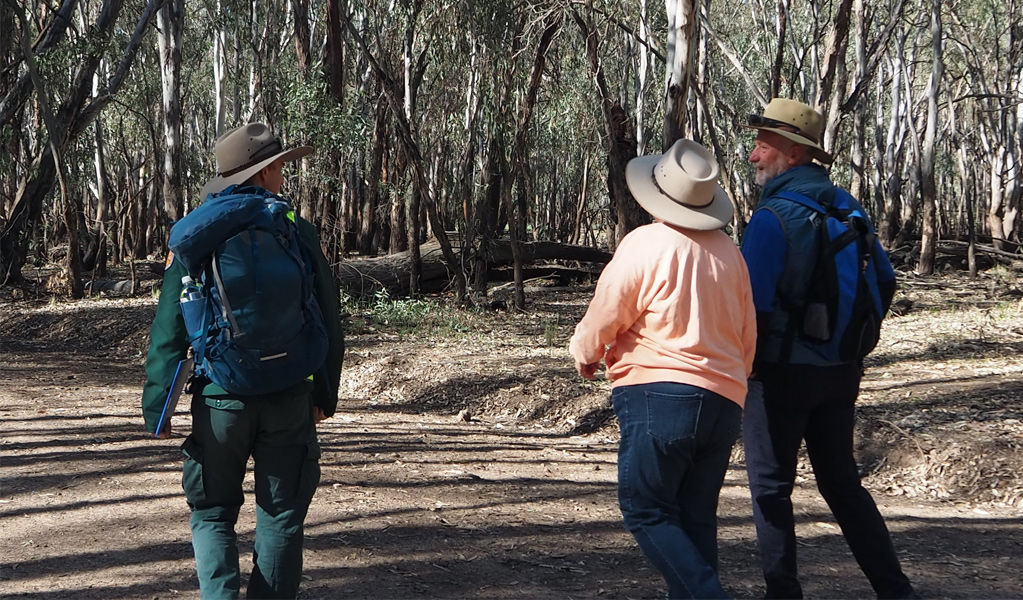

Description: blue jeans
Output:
[613,382,743,600]
[744,363,915,599]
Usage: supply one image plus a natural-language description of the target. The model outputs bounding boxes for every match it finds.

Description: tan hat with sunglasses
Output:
[624,139,734,231]
[744,98,834,164]
[199,123,313,200]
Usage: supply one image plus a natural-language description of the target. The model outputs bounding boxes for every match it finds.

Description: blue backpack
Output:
[773,189,886,363]
[168,185,328,396]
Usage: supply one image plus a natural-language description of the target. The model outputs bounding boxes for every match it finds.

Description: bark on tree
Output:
[916,0,943,275]
[951,101,978,277]
[212,0,228,135]
[506,15,560,310]
[470,18,520,301]
[325,0,345,106]
[157,0,184,221]
[878,34,908,247]
[88,100,110,278]
[814,0,853,113]
[816,0,853,157]
[291,0,311,76]
[361,91,386,256]
[634,0,651,154]
[472,136,506,297]
[849,0,870,204]
[573,5,645,246]
[663,0,699,146]
[770,0,788,99]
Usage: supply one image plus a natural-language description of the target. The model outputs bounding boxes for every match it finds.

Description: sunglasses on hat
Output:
[747,114,818,144]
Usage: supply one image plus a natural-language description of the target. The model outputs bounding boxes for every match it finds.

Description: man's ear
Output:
[250,165,271,186]
[787,143,809,166]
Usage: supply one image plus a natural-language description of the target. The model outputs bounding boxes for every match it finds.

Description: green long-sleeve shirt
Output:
[140,215,345,433]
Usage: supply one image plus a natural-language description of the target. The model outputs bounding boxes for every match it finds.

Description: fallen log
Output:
[337,237,612,298]
[888,240,1019,271]
[486,265,601,284]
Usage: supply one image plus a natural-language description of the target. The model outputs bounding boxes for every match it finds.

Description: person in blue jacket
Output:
[740,99,918,599]
[141,123,344,599]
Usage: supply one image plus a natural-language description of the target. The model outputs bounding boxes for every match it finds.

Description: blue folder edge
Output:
[154,357,193,437]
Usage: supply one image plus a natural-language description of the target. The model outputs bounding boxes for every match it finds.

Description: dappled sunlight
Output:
[3,279,1023,598]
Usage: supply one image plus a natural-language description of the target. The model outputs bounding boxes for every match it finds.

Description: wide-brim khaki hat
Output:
[624,139,734,231]
[199,123,313,199]
[742,98,834,164]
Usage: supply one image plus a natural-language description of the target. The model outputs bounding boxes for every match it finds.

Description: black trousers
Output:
[743,362,915,599]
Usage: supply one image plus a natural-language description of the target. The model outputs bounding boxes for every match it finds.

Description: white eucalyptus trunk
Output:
[212,0,227,135]
[635,0,649,154]
[663,0,698,147]
[916,0,943,275]
[157,0,183,217]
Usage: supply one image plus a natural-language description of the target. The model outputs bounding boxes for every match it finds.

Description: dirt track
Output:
[2,275,1023,599]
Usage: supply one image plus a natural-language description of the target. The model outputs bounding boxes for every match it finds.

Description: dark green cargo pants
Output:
[180,388,321,599]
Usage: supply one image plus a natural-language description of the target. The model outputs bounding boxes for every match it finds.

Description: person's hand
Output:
[575,359,600,379]
[314,406,328,423]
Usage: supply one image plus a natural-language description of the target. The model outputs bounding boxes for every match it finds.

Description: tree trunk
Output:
[816,0,853,158]
[90,105,110,278]
[916,0,943,275]
[573,5,644,246]
[879,34,906,247]
[361,92,386,256]
[770,0,788,99]
[213,0,228,135]
[814,0,853,113]
[849,0,869,205]
[634,0,651,155]
[390,174,408,254]
[663,0,699,146]
[506,16,560,310]
[325,0,345,106]
[157,0,184,220]
[951,104,977,277]
[473,137,505,297]
[291,0,311,76]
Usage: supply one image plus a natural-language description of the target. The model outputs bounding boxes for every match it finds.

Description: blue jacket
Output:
[741,165,895,366]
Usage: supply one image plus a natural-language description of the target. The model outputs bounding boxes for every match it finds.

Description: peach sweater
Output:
[569,223,756,407]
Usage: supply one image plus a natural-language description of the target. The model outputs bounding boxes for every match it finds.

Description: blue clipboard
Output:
[154,357,193,437]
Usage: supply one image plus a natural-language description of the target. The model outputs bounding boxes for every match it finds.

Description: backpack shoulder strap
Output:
[757,193,818,365]
[751,203,790,239]
[773,190,826,213]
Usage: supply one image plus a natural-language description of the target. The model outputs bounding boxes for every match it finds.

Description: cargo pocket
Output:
[645,391,702,444]
[297,439,322,506]
[180,434,207,508]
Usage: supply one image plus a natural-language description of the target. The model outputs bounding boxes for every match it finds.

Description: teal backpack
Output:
[168,185,328,396]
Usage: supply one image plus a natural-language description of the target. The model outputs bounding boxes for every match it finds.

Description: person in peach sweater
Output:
[570,139,756,599]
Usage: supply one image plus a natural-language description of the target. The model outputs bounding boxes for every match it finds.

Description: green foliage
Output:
[543,315,560,348]
[339,289,481,338]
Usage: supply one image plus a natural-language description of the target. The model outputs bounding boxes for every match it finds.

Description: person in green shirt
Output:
[141,123,344,599]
